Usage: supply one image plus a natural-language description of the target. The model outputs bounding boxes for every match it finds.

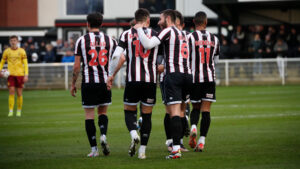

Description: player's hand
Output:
[157,64,164,73]
[70,84,77,97]
[134,23,143,29]
[24,75,28,83]
[107,76,114,90]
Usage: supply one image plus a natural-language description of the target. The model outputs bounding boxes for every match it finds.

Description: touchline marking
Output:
[212,112,300,119]
[214,104,300,108]
[0,113,299,126]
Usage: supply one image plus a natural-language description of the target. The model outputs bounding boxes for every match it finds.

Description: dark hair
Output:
[87,12,103,28]
[161,9,176,23]
[135,8,150,22]
[174,10,184,26]
[9,35,18,40]
[194,11,207,26]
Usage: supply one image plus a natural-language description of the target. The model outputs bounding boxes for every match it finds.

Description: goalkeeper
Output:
[0,35,28,117]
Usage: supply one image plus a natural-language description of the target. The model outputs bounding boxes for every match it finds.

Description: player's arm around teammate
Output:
[0,35,28,117]
[135,10,192,159]
[108,8,159,159]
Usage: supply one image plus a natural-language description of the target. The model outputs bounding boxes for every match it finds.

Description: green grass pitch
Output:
[0,85,300,169]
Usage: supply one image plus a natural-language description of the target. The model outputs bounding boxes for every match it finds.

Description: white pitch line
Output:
[212,112,300,119]
[214,104,300,108]
[0,112,299,126]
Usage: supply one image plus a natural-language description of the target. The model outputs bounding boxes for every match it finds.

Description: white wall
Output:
[38,0,59,27]
[181,0,217,18]
[103,0,139,19]
[37,0,217,26]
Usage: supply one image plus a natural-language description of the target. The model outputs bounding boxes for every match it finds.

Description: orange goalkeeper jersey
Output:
[0,47,28,76]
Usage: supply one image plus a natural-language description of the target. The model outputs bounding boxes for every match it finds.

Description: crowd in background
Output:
[1,24,300,63]
[219,24,300,59]
[1,37,75,63]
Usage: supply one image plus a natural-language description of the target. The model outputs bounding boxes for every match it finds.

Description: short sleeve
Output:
[118,31,127,50]
[157,28,171,42]
[74,37,82,56]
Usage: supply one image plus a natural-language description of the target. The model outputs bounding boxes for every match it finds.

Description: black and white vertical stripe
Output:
[118,28,158,83]
[189,30,220,83]
[157,26,191,74]
[74,32,117,84]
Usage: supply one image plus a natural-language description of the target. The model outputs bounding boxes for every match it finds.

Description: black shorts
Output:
[81,83,112,108]
[190,82,216,103]
[164,72,192,105]
[124,82,156,106]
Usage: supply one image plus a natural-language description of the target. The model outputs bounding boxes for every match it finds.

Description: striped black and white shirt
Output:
[189,30,220,83]
[75,32,117,84]
[118,28,158,83]
[156,26,191,74]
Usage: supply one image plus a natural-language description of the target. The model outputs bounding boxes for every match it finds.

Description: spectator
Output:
[43,44,56,63]
[229,37,241,59]
[245,25,255,49]
[266,26,277,42]
[60,41,71,54]
[54,39,63,54]
[231,25,245,50]
[22,42,29,52]
[27,44,39,63]
[27,37,34,46]
[220,39,230,59]
[251,34,264,59]
[39,41,47,59]
[250,34,264,74]
[287,28,299,57]
[274,38,288,78]
[61,50,75,63]
[278,24,287,41]
[273,38,288,57]
[263,34,275,58]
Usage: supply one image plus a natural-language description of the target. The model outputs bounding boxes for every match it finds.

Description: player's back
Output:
[157,26,191,75]
[118,27,158,83]
[75,32,117,84]
[189,30,220,83]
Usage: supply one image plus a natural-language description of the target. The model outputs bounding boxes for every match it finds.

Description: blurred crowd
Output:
[219,25,300,59]
[1,24,299,63]
[1,37,75,63]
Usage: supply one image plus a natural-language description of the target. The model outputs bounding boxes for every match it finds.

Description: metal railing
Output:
[0,58,299,90]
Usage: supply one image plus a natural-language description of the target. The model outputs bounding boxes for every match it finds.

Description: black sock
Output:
[140,113,152,145]
[190,108,201,126]
[98,114,108,135]
[185,103,190,117]
[171,116,182,146]
[124,110,137,131]
[200,111,211,137]
[164,113,172,140]
[180,117,187,139]
[85,119,97,147]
